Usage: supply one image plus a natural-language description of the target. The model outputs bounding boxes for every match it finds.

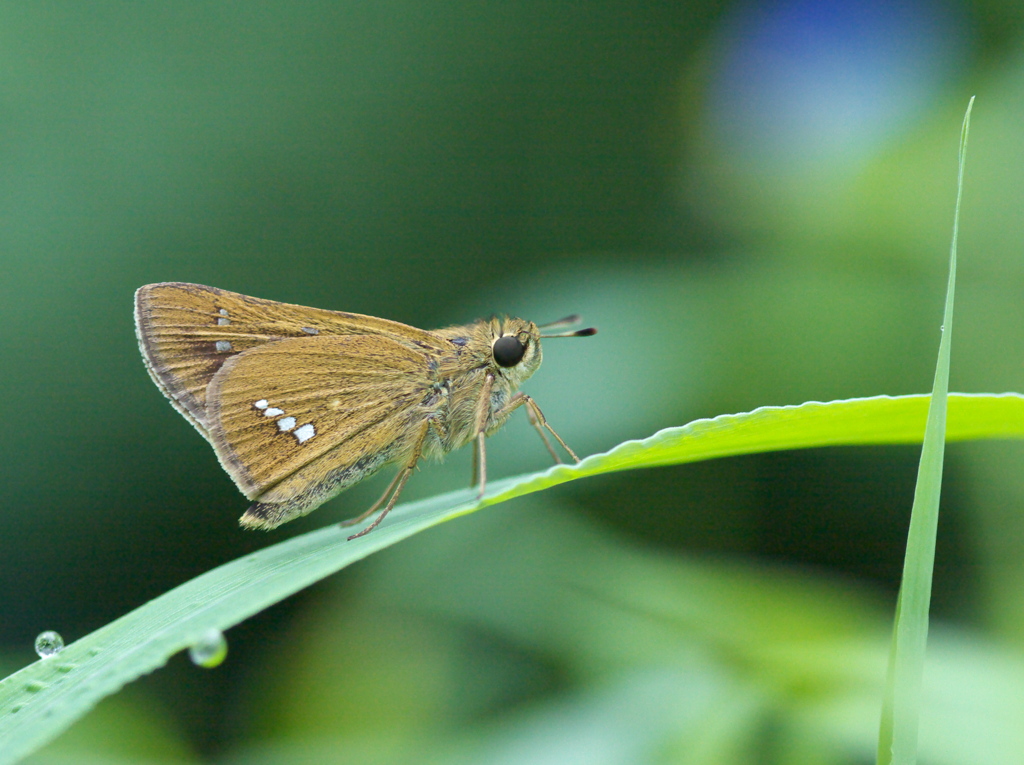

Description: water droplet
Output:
[23,680,47,693]
[55,663,77,673]
[10,704,23,714]
[34,631,64,659]
[188,629,228,668]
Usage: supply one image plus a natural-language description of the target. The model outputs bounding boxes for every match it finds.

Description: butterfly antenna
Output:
[541,323,597,338]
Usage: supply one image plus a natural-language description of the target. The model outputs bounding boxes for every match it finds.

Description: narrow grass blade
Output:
[878,95,974,765]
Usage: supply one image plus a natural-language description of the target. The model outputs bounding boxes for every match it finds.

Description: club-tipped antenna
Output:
[541,327,597,338]
[540,319,598,340]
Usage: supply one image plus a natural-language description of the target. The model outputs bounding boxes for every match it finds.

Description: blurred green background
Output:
[4,1,1024,762]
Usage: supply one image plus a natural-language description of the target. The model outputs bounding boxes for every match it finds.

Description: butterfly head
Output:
[438,313,594,389]
[488,316,543,385]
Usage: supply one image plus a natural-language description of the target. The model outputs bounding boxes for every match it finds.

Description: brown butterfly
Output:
[134,283,595,539]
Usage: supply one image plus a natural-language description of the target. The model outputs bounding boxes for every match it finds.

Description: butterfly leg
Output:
[470,380,581,502]
[345,418,431,540]
[524,399,561,463]
[496,393,581,464]
[339,469,406,528]
[470,440,480,489]
[472,373,496,497]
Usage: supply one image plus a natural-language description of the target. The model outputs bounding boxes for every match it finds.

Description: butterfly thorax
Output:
[425,317,543,458]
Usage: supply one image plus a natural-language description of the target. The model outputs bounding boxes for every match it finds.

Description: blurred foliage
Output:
[3,0,1024,762]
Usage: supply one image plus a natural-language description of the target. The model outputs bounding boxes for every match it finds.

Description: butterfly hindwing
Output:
[204,334,438,526]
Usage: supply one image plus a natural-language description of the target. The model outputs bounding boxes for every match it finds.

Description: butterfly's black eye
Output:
[492,335,526,367]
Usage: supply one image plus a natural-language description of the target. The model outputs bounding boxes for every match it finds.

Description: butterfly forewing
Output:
[134,282,442,436]
[205,334,436,502]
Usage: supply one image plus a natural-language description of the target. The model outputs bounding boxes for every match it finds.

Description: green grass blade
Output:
[1,389,1018,761]
[878,95,974,765]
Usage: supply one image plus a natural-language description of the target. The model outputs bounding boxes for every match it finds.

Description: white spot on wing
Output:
[219,308,229,315]
[217,317,230,325]
[264,407,284,417]
[254,400,268,409]
[293,423,316,443]
[215,340,232,352]
[301,327,319,335]
[277,416,297,431]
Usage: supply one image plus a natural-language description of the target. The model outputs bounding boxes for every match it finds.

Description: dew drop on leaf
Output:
[188,629,228,668]
[34,631,64,659]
